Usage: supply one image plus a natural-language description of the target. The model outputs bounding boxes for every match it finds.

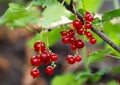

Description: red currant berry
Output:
[85,11,91,16]
[34,41,46,52]
[40,52,51,65]
[62,36,70,44]
[41,48,49,54]
[69,37,76,44]
[60,30,67,37]
[70,44,77,50]
[68,30,75,37]
[77,28,84,35]
[85,31,93,38]
[90,37,97,44]
[72,20,82,29]
[86,16,94,22]
[31,56,41,66]
[75,55,81,62]
[50,53,58,62]
[85,21,92,29]
[46,66,54,75]
[66,55,75,64]
[85,12,94,22]
[30,69,40,78]
[76,40,84,48]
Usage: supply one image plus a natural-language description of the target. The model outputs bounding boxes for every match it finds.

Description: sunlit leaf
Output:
[87,49,111,66]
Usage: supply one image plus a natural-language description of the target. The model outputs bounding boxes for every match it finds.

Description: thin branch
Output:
[28,17,72,33]
[57,0,120,53]
[46,19,72,30]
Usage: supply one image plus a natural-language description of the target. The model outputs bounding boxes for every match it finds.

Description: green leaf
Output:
[107,81,119,85]
[51,74,75,85]
[38,4,70,28]
[92,17,101,24]
[91,67,110,82]
[76,67,109,82]
[102,9,120,22]
[96,67,110,75]
[0,3,40,28]
[111,66,120,74]
[76,72,92,80]
[78,0,104,12]
[87,49,111,66]
[104,22,120,56]
[33,0,57,7]
[28,27,63,48]
[78,9,85,16]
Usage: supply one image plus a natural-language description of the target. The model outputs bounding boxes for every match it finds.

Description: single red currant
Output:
[30,69,40,78]
[76,40,84,48]
[46,66,54,75]
[40,52,51,65]
[31,56,41,66]
[60,30,67,37]
[86,16,94,22]
[85,12,94,22]
[72,20,82,29]
[85,31,93,38]
[50,53,58,62]
[70,44,77,50]
[62,36,70,44]
[85,21,92,29]
[41,48,49,54]
[66,55,75,64]
[68,29,75,37]
[34,41,46,52]
[75,55,81,62]
[69,37,76,44]
[85,11,91,16]
[77,28,84,35]
[90,37,97,44]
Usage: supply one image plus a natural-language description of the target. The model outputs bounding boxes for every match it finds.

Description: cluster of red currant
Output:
[30,41,59,78]
[60,11,96,64]
[66,55,81,64]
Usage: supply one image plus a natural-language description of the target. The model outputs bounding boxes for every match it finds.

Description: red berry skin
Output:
[60,30,67,37]
[40,52,50,65]
[118,79,120,84]
[46,66,54,75]
[85,21,92,29]
[76,40,84,48]
[75,55,81,62]
[34,41,46,52]
[77,28,84,35]
[50,53,58,62]
[90,37,97,44]
[62,36,70,44]
[85,31,93,38]
[86,16,94,22]
[31,56,41,66]
[70,44,77,50]
[68,30,75,37]
[31,69,40,78]
[85,12,94,22]
[41,48,49,54]
[66,55,75,64]
[85,11,91,16]
[72,20,82,29]
[69,37,76,44]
